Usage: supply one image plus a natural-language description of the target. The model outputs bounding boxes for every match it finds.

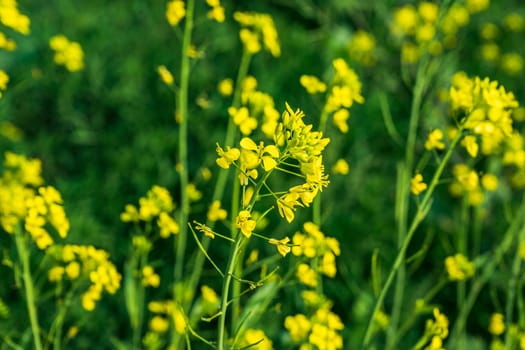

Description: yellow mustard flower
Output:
[411,173,427,195]
[445,253,475,281]
[142,265,160,288]
[235,210,256,238]
[332,159,350,175]
[207,200,227,222]
[157,65,174,85]
[299,75,327,94]
[489,313,505,336]
[268,236,291,257]
[284,314,311,343]
[504,13,525,32]
[150,316,169,333]
[166,0,185,26]
[218,78,233,96]
[425,129,446,150]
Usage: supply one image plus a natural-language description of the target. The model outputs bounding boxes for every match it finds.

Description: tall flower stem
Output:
[313,109,329,226]
[183,49,252,308]
[447,197,525,347]
[362,126,463,348]
[174,0,195,286]
[14,226,43,350]
[386,56,430,349]
[217,235,245,350]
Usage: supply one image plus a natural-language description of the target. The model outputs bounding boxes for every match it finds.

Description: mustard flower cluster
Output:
[48,244,121,311]
[285,302,344,350]
[165,0,185,26]
[227,76,281,137]
[206,0,224,23]
[217,103,330,223]
[391,1,485,63]
[120,185,180,238]
[444,253,475,281]
[0,152,69,249]
[233,11,280,57]
[449,163,498,206]
[143,300,186,349]
[347,30,377,66]
[487,312,525,350]
[274,104,330,222]
[0,0,30,38]
[238,329,273,350]
[0,2,30,98]
[292,222,341,285]
[415,308,449,350]
[450,72,519,156]
[478,14,524,75]
[49,35,85,72]
[300,58,364,134]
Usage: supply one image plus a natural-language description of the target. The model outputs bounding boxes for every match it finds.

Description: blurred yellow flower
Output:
[332,159,349,175]
[166,0,185,26]
[410,173,427,195]
[157,65,174,85]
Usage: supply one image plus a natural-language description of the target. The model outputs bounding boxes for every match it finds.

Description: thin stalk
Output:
[448,197,525,347]
[456,199,469,348]
[217,236,245,350]
[504,212,525,346]
[230,176,242,332]
[184,50,252,308]
[386,56,429,350]
[174,0,195,286]
[312,108,329,226]
[362,127,463,348]
[14,226,43,350]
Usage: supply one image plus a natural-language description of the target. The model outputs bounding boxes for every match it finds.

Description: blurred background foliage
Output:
[2,0,525,348]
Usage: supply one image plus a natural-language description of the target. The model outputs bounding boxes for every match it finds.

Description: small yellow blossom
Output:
[285,314,311,343]
[501,53,524,75]
[216,144,240,169]
[150,316,169,333]
[142,266,160,288]
[411,173,427,195]
[461,135,479,157]
[445,253,475,281]
[425,129,446,150]
[186,183,202,202]
[166,0,185,26]
[49,35,84,72]
[194,222,215,239]
[241,329,273,350]
[489,313,505,335]
[157,65,174,85]
[218,78,233,96]
[333,109,350,133]
[481,173,498,191]
[157,212,180,238]
[207,200,227,222]
[235,210,256,238]
[296,263,317,287]
[332,159,349,175]
[466,0,489,13]
[504,13,525,32]
[299,75,327,94]
[268,236,291,257]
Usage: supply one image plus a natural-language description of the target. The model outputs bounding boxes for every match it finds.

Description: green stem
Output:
[184,50,252,308]
[386,56,429,350]
[231,176,242,332]
[456,199,469,347]
[14,226,43,350]
[504,207,525,346]
[174,0,194,287]
[217,236,245,350]
[362,127,463,348]
[447,197,525,347]
[313,108,329,226]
